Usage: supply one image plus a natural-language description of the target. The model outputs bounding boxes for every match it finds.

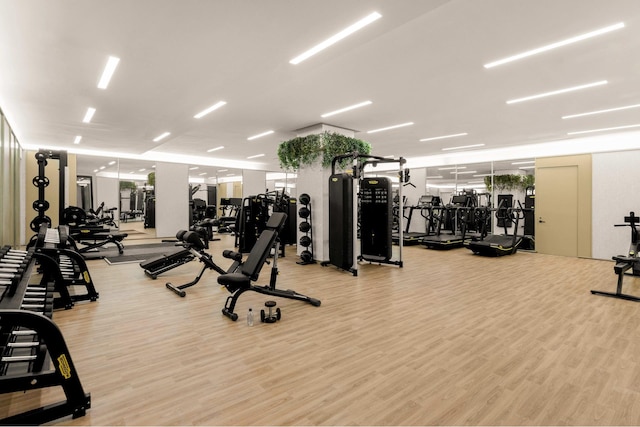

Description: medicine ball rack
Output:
[296,193,315,265]
[31,150,68,232]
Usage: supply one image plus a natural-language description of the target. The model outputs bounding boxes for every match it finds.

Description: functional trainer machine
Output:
[323,152,406,276]
[591,212,640,302]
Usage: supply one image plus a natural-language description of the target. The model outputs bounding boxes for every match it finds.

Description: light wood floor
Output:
[3,235,640,425]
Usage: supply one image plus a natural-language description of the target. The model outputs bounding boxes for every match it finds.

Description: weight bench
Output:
[165,230,243,297]
[68,229,127,256]
[591,255,640,302]
[217,212,321,321]
[141,230,195,279]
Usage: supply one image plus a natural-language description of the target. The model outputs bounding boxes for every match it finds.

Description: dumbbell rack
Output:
[296,193,315,265]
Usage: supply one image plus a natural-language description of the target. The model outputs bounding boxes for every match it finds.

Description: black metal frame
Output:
[0,247,90,424]
[0,310,91,425]
[591,212,640,302]
[217,212,321,321]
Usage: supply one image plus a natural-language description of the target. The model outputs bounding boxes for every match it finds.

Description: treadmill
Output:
[392,195,436,245]
[421,195,470,250]
[466,200,524,256]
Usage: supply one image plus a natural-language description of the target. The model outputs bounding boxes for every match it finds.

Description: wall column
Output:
[242,170,266,198]
[295,124,355,262]
[155,162,189,238]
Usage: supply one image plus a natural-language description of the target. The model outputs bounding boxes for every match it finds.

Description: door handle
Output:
[538,217,546,223]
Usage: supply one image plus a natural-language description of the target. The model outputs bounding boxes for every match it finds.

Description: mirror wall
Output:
[76,155,534,238]
[76,155,247,239]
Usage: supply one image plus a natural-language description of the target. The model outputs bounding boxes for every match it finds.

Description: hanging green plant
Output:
[484,176,492,193]
[277,134,322,171]
[521,174,535,189]
[277,131,371,171]
[119,181,137,190]
[488,174,535,192]
[147,172,155,186]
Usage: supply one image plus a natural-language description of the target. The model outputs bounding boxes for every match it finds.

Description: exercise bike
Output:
[591,211,640,302]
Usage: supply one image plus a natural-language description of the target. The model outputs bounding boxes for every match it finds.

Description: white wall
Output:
[95,176,119,221]
[155,162,189,238]
[402,167,427,233]
[242,169,266,198]
[592,150,640,260]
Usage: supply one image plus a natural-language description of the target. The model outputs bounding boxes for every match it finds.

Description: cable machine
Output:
[323,152,406,276]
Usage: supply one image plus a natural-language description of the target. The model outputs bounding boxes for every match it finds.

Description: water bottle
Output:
[247,308,254,326]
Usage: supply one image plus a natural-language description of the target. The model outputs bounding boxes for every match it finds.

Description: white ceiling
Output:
[1,0,640,177]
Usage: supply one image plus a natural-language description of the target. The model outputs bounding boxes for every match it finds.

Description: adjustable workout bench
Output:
[141,230,196,279]
[591,212,640,302]
[217,212,321,321]
[165,230,243,297]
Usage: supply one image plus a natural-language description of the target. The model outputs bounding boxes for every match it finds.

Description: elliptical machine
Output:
[591,212,640,302]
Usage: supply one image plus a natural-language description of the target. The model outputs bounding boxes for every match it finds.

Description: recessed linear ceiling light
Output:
[512,160,535,165]
[450,171,477,175]
[207,146,224,153]
[247,154,265,159]
[562,103,640,119]
[153,132,171,142]
[108,161,116,165]
[93,169,99,173]
[426,175,443,179]
[438,166,466,170]
[567,123,640,136]
[506,80,607,104]
[367,122,413,134]
[194,101,226,119]
[321,100,372,118]
[473,174,492,177]
[83,107,96,123]
[484,22,624,69]
[97,56,120,89]
[226,173,235,176]
[419,132,468,142]
[442,144,485,151]
[247,130,274,141]
[99,166,106,170]
[289,12,382,65]
[199,172,207,176]
[73,136,82,144]
[189,166,199,170]
[138,168,146,172]
[519,166,536,170]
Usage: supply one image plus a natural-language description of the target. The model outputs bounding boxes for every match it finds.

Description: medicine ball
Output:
[300,250,313,263]
[298,206,310,219]
[299,235,311,247]
[299,221,311,233]
[299,193,311,205]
